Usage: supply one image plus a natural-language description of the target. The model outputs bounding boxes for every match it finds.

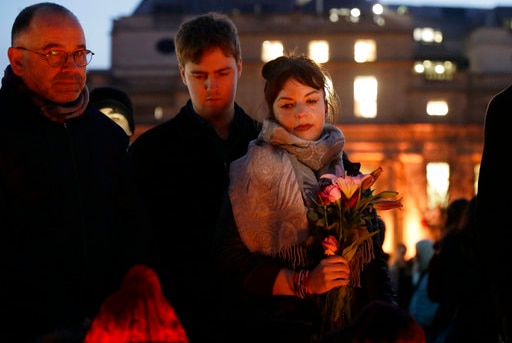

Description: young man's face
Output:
[179,47,242,121]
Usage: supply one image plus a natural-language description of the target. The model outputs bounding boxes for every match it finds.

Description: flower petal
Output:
[361,167,383,191]
[318,184,342,204]
[336,175,369,199]
[374,190,400,199]
[373,198,403,211]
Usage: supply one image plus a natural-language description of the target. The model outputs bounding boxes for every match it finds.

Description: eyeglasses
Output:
[14,47,94,67]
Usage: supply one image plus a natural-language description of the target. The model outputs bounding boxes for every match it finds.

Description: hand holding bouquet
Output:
[307,165,402,331]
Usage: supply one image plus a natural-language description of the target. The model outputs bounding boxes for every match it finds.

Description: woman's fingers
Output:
[308,255,351,294]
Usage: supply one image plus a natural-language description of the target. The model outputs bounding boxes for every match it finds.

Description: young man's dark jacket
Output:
[0,66,151,341]
[128,100,261,341]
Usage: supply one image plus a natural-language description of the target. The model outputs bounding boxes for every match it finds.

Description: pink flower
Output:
[318,184,342,205]
[322,235,339,256]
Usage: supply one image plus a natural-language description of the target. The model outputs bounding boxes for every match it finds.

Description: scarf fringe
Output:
[349,238,375,288]
[276,244,310,270]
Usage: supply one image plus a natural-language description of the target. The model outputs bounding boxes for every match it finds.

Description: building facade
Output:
[86,0,512,258]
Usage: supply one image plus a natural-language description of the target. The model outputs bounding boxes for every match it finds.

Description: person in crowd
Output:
[0,3,151,342]
[90,86,136,138]
[407,239,438,341]
[477,84,512,343]
[84,264,189,343]
[213,54,396,343]
[128,12,261,343]
[426,197,469,306]
[427,196,498,343]
[424,198,469,339]
[424,199,469,339]
[389,242,414,310]
[437,197,469,243]
[319,300,426,343]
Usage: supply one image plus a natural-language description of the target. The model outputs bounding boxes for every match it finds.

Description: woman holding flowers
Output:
[214,54,400,343]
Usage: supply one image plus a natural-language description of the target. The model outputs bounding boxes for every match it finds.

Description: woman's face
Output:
[273,78,327,141]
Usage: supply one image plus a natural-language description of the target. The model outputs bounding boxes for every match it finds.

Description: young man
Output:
[129,12,260,343]
[0,3,150,342]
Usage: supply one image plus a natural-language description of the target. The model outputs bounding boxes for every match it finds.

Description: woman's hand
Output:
[308,255,350,294]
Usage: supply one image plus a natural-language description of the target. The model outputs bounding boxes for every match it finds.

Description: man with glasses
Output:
[0,3,151,342]
[14,47,94,68]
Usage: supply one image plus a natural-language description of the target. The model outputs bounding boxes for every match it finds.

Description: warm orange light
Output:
[84,264,189,343]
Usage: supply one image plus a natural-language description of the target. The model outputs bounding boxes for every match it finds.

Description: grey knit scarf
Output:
[229,119,345,258]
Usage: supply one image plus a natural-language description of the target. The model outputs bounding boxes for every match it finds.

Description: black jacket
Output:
[128,100,260,341]
[0,72,150,340]
[476,83,512,341]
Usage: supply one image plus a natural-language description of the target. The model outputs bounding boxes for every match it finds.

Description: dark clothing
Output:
[0,69,150,341]
[392,260,414,310]
[477,83,512,342]
[427,225,497,343]
[128,100,260,343]
[319,300,426,343]
[213,197,396,343]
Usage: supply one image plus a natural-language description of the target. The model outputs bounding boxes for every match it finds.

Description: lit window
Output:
[474,164,480,195]
[372,4,384,15]
[328,7,360,23]
[354,76,378,118]
[261,40,283,62]
[413,27,443,44]
[350,8,361,19]
[426,100,448,116]
[354,39,376,63]
[414,63,425,73]
[328,5,384,25]
[426,162,449,209]
[154,106,163,120]
[308,40,329,63]
[413,60,456,80]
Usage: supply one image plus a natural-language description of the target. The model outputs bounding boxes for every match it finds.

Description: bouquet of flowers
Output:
[307,165,402,331]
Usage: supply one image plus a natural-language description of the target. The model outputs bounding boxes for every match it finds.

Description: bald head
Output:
[11,2,80,46]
